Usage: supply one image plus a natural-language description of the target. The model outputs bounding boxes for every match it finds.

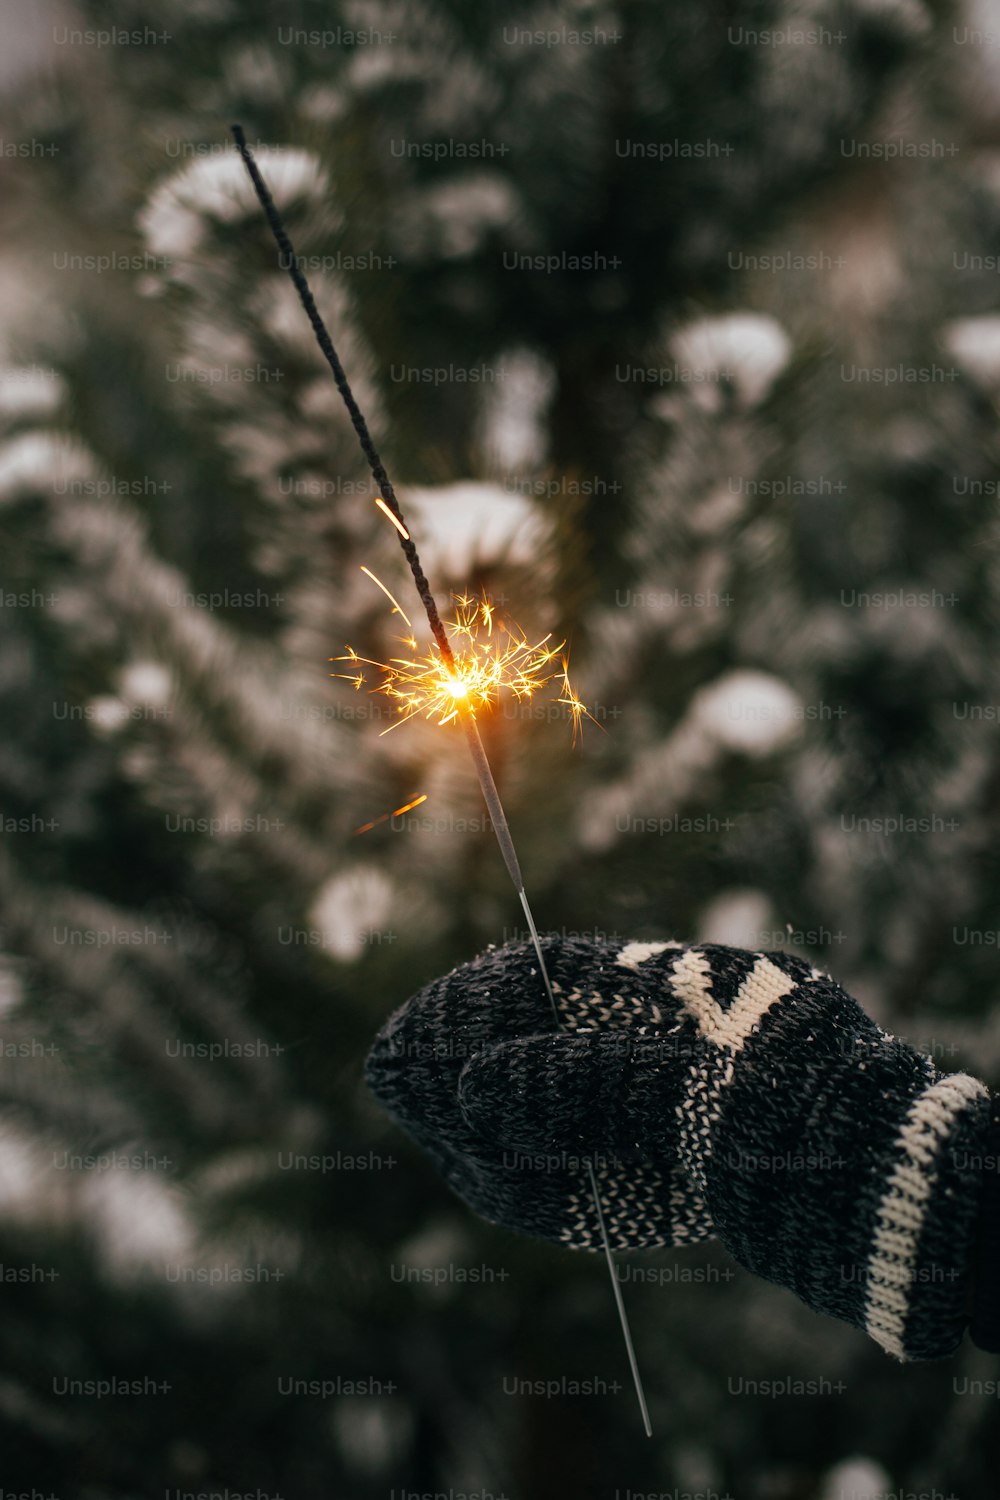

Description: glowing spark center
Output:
[331,583,595,741]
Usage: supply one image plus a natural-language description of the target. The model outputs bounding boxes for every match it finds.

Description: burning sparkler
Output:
[335,568,593,741]
[231,124,652,1436]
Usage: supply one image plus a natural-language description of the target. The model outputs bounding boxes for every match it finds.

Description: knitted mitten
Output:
[364,936,994,1361]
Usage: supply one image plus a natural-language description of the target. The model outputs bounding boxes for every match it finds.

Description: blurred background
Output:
[3,0,1000,1494]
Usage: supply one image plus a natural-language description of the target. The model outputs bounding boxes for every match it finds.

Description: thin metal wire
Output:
[469,702,652,1433]
[230,124,453,664]
[232,125,652,1435]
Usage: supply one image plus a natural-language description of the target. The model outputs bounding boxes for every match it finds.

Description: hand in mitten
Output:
[364,936,995,1362]
[364,935,716,1255]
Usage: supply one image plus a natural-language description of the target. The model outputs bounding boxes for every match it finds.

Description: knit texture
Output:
[364,936,993,1361]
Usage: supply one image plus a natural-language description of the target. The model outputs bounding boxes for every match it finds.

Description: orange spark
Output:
[358,565,412,628]
[375,496,410,540]
[353,792,428,835]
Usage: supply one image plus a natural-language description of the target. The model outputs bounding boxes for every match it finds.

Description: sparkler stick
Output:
[231,124,652,1436]
[464,716,652,1439]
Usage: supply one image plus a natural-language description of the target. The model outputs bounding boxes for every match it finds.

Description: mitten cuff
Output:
[702,1029,991,1359]
[663,946,994,1361]
[969,1100,1000,1353]
[859,1069,991,1360]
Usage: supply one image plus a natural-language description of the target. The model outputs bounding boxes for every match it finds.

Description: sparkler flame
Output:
[331,577,595,742]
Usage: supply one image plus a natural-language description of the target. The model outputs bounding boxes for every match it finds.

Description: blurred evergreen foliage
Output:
[3,0,1000,1495]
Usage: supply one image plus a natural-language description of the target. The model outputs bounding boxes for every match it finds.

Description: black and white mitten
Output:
[365,936,995,1361]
